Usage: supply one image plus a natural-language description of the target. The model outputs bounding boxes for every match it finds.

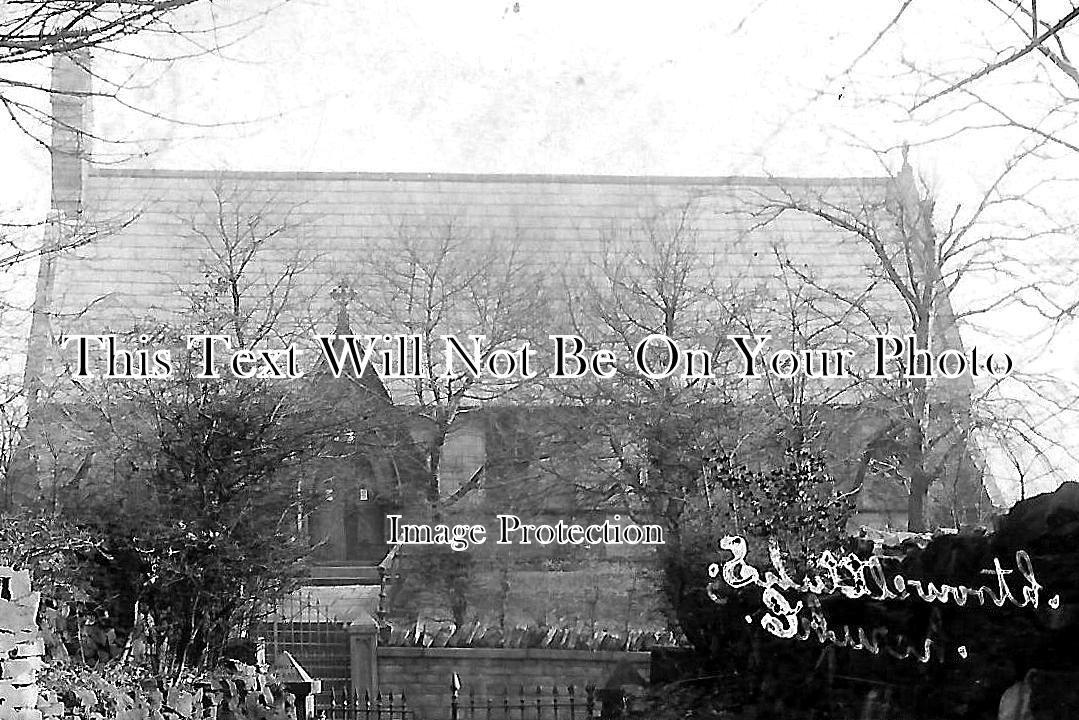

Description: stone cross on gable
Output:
[330,281,357,335]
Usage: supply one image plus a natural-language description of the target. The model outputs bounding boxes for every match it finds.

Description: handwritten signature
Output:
[707,536,1060,661]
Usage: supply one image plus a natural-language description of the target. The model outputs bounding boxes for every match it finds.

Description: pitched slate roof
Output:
[23,167,990,526]
[39,168,911,344]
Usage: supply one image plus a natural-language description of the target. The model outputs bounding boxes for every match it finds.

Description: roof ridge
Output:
[87,167,893,187]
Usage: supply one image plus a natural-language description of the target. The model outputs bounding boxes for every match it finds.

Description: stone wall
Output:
[0,568,44,720]
[376,647,649,720]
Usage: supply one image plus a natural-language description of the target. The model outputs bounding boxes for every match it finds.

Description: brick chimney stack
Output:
[50,51,92,218]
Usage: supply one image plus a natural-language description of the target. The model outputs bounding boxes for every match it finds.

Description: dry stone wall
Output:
[0,568,44,720]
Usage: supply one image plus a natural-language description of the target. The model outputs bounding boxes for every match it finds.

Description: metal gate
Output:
[256,589,352,706]
[318,687,416,719]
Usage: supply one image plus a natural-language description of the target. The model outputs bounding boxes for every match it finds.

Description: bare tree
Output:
[812,2,1079,121]
[0,2,290,287]
[176,179,324,348]
[750,154,1074,529]
[536,205,747,544]
[538,199,907,536]
[1,2,209,64]
[907,2,1079,113]
[348,221,552,516]
[0,1,251,148]
[8,183,393,673]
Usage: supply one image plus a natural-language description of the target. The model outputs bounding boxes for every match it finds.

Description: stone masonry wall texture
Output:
[0,568,44,720]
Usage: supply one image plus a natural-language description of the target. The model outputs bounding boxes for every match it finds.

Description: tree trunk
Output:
[906,309,933,533]
[907,471,931,532]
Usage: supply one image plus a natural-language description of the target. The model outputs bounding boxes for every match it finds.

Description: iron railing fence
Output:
[317,687,416,720]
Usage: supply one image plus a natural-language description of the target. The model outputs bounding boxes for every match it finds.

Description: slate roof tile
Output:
[40,169,918,364]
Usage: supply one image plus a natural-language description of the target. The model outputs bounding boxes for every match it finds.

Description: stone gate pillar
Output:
[348,614,379,698]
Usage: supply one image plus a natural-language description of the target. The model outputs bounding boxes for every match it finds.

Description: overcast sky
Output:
[5,3,1064,197]
[2,0,1077,503]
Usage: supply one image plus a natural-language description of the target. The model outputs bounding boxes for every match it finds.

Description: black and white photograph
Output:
[2,2,1079,718]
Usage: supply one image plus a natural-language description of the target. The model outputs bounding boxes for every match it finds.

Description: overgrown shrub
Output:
[659,448,854,660]
[38,658,295,720]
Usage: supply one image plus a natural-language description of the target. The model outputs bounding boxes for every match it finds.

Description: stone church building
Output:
[17,52,994,678]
